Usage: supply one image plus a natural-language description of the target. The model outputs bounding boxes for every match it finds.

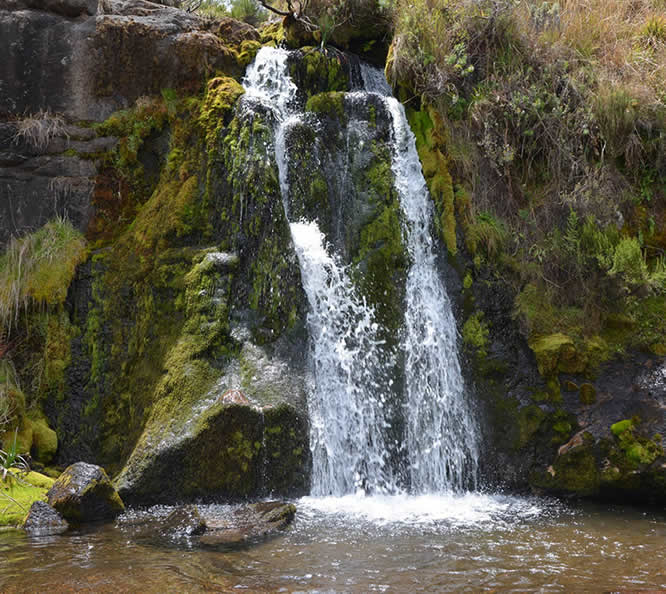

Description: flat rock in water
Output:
[47,462,125,522]
[23,500,69,536]
[199,501,296,546]
[160,505,206,537]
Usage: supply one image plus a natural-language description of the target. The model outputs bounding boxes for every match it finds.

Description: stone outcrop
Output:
[160,505,206,537]
[119,501,296,548]
[47,462,125,521]
[0,0,257,242]
[458,265,666,505]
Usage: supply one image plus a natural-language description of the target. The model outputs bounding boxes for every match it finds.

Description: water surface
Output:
[1,494,664,592]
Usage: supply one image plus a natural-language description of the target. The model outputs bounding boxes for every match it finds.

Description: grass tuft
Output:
[0,219,87,334]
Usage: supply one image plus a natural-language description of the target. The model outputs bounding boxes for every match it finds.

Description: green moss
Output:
[351,142,408,337]
[199,77,245,152]
[611,419,633,436]
[0,220,87,331]
[0,477,50,527]
[295,49,349,97]
[609,417,663,468]
[463,271,473,289]
[95,97,171,220]
[355,201,408,334]
[259,21,285,46]
[28,416,58,464]
[529,332,609,378]
[515,404,547,450]
[462,311,489,359]
[305,91,346,121]
[532,435,600,496]
[408,107,457,254]
[237,40,261,67]
[263,403,309,495]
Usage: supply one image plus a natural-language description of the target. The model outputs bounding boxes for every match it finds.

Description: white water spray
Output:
[362,65,479,491]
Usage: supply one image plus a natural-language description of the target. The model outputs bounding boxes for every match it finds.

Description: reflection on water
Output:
[1,494,665,592]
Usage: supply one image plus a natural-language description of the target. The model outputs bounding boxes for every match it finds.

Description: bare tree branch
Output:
[257,0,291,17]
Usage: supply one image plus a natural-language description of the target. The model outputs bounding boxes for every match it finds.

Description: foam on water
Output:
[299,493,544,527]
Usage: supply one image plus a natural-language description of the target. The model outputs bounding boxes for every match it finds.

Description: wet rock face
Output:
[23,500,69,536]
[0,0,241,122]
[0,0,249,242]
[457,266,665,504]
[115,399,311,506]
[47,462,125,522]
[0,121,104,243]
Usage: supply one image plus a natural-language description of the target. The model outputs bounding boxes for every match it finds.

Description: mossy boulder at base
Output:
[23,500,69,536]
[47,462,125,522]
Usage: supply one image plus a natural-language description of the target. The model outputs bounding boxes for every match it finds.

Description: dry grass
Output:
[12,109,68,151]
[536,0,666,103]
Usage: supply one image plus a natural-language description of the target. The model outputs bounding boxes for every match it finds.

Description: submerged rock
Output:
[160,505,206,537]
[47,462,125,522]
[199,501,296,547]
[23,501,69,536]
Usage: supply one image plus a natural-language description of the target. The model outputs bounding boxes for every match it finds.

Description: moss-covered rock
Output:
[579,383,597,405]
[47,462,124,522]
[288,48,351,98]
[29,415,58,464]
[531,432,600,496]
[263,403,310,496]
[408,107,457,255]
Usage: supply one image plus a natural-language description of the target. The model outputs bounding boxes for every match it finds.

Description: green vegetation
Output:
[610,417,663,467]
[0,471,55,527]
[389,0,666,375]
[0,219,86,333]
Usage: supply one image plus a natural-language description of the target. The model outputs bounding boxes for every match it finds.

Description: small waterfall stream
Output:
[361,66,479,491]
[243,47,478,495]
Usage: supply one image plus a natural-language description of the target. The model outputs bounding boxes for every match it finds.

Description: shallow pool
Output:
[1,493,664,592]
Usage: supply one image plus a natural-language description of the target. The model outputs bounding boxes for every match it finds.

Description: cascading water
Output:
[361,66,479,491]
[289,222,395,495]
[242,47,478,496]
[244,48,395,495]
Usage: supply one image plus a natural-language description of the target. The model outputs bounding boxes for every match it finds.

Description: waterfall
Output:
[244,48,395,495]
[361,66,479,491]
[242,47,478,495]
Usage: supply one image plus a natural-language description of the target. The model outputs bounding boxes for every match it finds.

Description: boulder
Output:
[23,500,69,536]
[47,462,125,522]
[199,501,296,547]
